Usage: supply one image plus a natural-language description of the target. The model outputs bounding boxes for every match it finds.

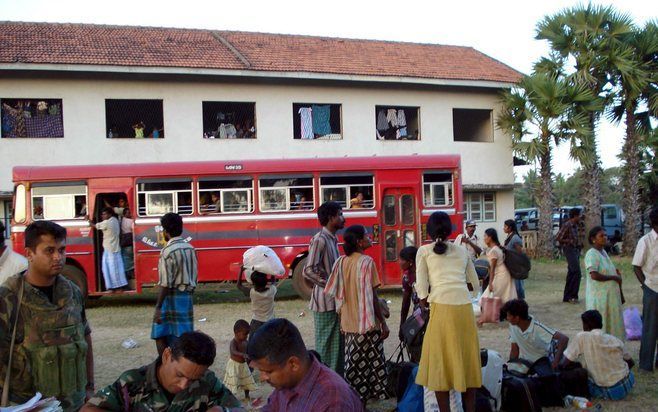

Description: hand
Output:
[153,311,162,324]
[551,358,560,371]
[380,322,390,340]
[398,327,405,342]
[616,268,622,276]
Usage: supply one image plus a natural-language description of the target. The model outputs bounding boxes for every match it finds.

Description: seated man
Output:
[247,318,363,412]
[500,299,569,371]
[81,331,244,412]
[563,310,634,400]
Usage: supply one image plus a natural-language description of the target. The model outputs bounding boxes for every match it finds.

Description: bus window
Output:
[14,184,26,223]
[423,172,453,207]
[198,177,253,214]
[404,230,415,247]
[259,176,314,212]
[137,179,193,216]
[383,195,396,226]
[385,231,397,261]
[320,174,374,209]
[401,194,414,225]
[31,183,87,220]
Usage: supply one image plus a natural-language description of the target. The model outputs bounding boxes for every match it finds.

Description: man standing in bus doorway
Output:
[0,221,95,411]
[556,208,583,303]
[90,208,128,292]
[152,213,198,356]
[304,201,345,375]
[0,221,28,284]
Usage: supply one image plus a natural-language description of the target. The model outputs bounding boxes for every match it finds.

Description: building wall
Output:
[0,76,515,232]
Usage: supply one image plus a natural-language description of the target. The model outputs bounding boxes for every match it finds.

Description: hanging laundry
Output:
[397,109,407,127]
[376,110,389,131]
[299,107,314,139]
[386,109,398,127]
[311,104,332,136]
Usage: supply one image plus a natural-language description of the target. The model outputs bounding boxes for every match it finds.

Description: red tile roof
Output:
[0,22,522,84]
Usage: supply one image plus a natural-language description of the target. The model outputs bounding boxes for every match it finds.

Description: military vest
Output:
[2,274,87,411]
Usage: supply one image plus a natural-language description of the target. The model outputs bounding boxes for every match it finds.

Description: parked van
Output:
[558,204,624,238]
[514,207,538,230]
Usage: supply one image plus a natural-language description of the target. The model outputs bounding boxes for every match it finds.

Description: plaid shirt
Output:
[263,354,363,412]
[304,228,340,312]
[556,220,581,248]
[158,237,198,291]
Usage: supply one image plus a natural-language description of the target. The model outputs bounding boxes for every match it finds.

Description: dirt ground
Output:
[87,257,656,411]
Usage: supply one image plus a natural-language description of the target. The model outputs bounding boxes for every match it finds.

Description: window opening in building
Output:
[259,176,314,211]
[453,108,493,142]
[423,172,454,207]
[1,98,63,138]
[31,183,87,220]
[105,99,164,139]
[375,106,420,140]
[199,177,254,214]
[202,102,256,139]
[320,175,374,209]
[137,179,193,216]
[465,192,496,222]
[292,103,342,140]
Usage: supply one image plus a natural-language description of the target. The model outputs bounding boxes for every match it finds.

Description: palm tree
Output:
[498,72,595,258]
[608,21,658,255]
[536,3,635,233]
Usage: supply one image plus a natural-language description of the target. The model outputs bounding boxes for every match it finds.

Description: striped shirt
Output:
[158,237,198,292]
[304,227,339,312]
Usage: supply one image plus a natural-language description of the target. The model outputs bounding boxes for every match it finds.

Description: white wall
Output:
[0,76,515,225]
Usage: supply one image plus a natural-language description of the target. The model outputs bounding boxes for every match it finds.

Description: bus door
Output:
[381,188,417,286]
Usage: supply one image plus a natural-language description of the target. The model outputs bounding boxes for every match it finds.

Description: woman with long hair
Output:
[325,225,389,405]
[480,228,517,304]
[503,219,525,299]
[415,212,481,412]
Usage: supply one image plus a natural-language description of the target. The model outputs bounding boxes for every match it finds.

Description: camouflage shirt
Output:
[87,359,242,412]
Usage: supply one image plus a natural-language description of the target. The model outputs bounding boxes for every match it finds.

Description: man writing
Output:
[152,213,198,356]
[556,208,582,303]
[82,331,243,411]
[247,318,363,412]
[454,219,483,260]
[0,221,94,411]
[0,221,27,284]
[303,201,345,375]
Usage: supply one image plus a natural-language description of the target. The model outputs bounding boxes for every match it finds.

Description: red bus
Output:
[11,155,462,298]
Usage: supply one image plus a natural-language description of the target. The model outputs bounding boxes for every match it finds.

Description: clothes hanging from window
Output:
[386,109,398,127]
[376,110,389,131]
[312,104,332,136]
[299,107,314,139]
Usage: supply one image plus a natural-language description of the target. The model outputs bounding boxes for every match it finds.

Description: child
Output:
[224,319,257,400]
[237,268,277,337]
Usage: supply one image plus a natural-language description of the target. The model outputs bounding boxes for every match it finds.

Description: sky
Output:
[2,0,656,180]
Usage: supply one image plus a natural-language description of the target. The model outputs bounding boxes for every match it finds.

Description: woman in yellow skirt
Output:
[415,212,482,412]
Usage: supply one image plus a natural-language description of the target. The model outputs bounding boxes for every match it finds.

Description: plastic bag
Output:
[479,293,501,324]
[242,245,285,283]
[624,306,642,341]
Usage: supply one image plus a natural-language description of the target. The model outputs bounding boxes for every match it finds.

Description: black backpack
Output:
[504,248,531,280]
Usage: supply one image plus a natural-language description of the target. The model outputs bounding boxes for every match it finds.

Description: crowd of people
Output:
[0,202,656,412]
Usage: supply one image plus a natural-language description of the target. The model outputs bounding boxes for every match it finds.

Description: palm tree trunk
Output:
[582,114,602,236]
[621,108,641,255]
[537,141,555,258]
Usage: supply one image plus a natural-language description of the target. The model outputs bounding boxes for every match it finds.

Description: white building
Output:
[0,22,522,240]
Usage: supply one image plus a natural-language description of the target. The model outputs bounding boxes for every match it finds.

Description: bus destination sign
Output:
[225,164,243,171]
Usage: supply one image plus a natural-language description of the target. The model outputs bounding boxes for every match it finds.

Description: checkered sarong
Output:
[314,310,344,375]
[25,115,63,137]
[344,330,388,402]
[151,289,194,339]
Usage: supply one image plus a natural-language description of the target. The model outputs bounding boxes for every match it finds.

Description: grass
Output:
[86,256,656,411]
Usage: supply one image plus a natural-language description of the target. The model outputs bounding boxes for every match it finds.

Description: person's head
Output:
[251,271,268,289]
[427,211,452,255]
[500,299,530,326]
[118,198,127,208]
[211,192,219,203]
[123,208,132,219]
[342,224,371,255]
[504,219,518,235]
[160,331,216,395]
[24,221,67,278]
[650,206,658,231]
[484,228,500,247]
[247,318,310,390]
[581,310,603,331]
[354,192,363,202]
[588,226,607,248]
[569,208,581,221]
[464,220,477,237]
[399,246,417,271]
[317,201,344,231]
[101,207,114,221]
[233,319,250,342]
[160,213,183,238]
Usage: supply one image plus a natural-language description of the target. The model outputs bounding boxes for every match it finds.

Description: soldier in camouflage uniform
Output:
[0,221,95,411]
[82,331,245,412]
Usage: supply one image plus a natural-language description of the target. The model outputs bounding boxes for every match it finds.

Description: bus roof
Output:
[13,154,461,182]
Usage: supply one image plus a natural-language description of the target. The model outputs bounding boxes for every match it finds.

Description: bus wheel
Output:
[292,258,313,301]
[62,265,88,300]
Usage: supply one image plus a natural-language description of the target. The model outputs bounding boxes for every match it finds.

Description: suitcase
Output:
[501,374,542,412]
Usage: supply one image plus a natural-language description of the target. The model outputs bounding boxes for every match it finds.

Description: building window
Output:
[105,99,164,139]
[293,103,342,140]
[320,175,374,209]
[259,176,314,211]
[137,179,192,216]
[375,106,420,140]
[1,98,63,138]
[423,172,454,207]
[453,108,493,142]
[465,192,496,222]
[199,177,254,214]
[31,183,87,220]
[202,102,256,139]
